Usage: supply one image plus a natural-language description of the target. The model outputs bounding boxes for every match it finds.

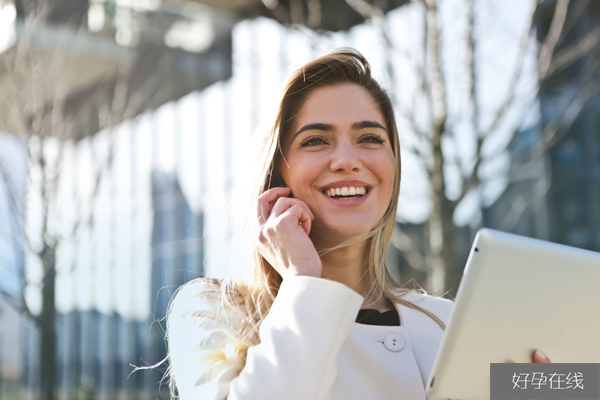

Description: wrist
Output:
[286,265,322,279]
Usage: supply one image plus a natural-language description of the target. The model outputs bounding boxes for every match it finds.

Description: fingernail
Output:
[535,350,549,361]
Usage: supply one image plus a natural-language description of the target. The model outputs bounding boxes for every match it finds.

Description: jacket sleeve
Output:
[168,276,365,400]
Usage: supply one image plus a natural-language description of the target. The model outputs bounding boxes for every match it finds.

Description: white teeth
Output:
[324,186,368,198]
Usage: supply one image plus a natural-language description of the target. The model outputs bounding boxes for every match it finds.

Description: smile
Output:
[319,186,372,207]
[323,186,369,199]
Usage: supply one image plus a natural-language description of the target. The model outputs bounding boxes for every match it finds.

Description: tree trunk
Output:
[40,244,57,400]
[424,0,459,298]
[427,112,459,298]
[427,143,459,299]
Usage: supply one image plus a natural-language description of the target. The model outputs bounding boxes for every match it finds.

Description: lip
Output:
[318,185,372,207]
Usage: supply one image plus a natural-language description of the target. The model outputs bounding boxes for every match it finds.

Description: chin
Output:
[314,219,375,241]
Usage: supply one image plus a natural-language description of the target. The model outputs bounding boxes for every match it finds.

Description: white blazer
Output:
[169,276,454,400]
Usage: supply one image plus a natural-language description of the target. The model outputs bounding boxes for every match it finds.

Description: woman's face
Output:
[279,83,396,241]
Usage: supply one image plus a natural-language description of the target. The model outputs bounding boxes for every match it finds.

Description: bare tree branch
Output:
[538,83,598,151]
[538,0,570,78]
[507,55,600,171]
[467,0,479,135]
[546,25,600,76]
[419,3,431,119]
[364,0,599,296]
[344,0,415,60]
[422,0,447,135]
[454,0,576,209]
[452,0,479,204]
[453,146,482,207]
[496,174,552,232]
[553,0,589,46]
[454,79,597,207]
[481,0,539,139]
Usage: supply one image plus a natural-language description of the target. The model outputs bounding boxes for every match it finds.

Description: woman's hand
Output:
[506,349,552,363]
[255,187,322,279]
[533,350,552,363]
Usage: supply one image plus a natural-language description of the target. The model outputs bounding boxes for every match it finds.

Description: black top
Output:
[355,308,401,326]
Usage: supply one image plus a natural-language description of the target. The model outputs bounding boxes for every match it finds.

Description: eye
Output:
[300,136,327,147]
[361,134,386,144]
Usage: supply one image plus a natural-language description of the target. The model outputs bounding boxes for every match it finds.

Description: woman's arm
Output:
[169,186,356,399]
[168,276,364,400]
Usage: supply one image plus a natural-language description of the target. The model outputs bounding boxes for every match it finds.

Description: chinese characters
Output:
[512,372,584,390]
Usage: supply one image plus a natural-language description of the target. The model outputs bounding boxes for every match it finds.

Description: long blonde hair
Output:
[164,48,446,398]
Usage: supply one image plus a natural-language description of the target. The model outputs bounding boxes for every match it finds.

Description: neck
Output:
[312,235,391,312]
[319,242,368,295]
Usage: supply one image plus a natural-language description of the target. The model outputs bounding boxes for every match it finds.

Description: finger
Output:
[271,197,314,220]
[280,204,312,236]
[261,187,292,206]
[256,187,292,225]
[533,350,551,363]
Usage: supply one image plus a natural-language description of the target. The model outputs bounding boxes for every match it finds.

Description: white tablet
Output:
[425,228,600,400]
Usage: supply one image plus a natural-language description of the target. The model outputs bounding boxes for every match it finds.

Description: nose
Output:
[330,138,362,173]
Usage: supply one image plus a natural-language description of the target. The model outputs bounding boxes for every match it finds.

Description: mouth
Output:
[317,184,373,207]
[321,186,370,200]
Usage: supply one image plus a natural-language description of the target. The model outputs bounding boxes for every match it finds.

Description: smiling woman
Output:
[165,48,545,400]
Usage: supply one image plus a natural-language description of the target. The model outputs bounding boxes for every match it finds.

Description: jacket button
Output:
[383,334,405,352]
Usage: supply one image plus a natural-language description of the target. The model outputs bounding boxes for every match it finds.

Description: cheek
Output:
[282,154,323,194]
[370,150,396,183]
[373,152,396,203]
[383,154,396,181]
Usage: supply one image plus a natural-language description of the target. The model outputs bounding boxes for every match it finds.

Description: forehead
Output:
[290,83,386,132]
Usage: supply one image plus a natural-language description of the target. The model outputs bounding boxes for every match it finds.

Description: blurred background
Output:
[0,0,598,398]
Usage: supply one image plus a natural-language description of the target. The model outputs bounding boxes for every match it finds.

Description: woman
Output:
[166,48,550,400]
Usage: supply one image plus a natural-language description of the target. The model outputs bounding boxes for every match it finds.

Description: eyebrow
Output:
[292,120,387,141]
